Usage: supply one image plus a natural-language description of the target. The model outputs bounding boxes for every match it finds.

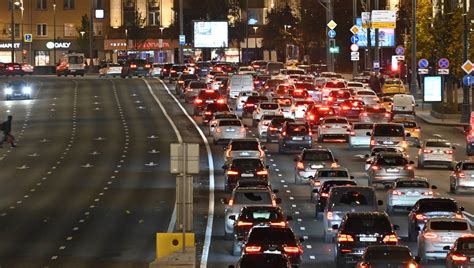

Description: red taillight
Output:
[321,192,329,197]
[358,263,370,268]
[170,70,176,73]
[327,211,334,220]
[423,149,433,153]
[227,170,239,175]
[383,234,398,243]
[415,214,426,221]
[237,221,253,226]
[283,246,302,254]
[450,253,468,262]
[282,131,286,136]
[217,99,225,104]
[268,126,277,131]
[423,232,438,239]
[204,111,212,115]
[308,114,315,120]
[256,170,268,176]
[370,139,376,146]
[405,165,414,170]
[245,103,254,107]
[145,64,151,68]
[423,191,433,196]
[444,150,454,154]
[342,106,350,110]
[244,246,261,253]
[194,98,203,104]
[371,165,380,171]
[392,190,404,196]
[384,113,391,117]
[414,128,421,132]
[350,131,355,136]
[337,233,354,242]
[314,180,321,187]
[270,221,287,227]
[8,67,13,70]
[130,64,137,68]
[458,172,466,178]
[178,81,184,84]
[216,128,222,133]
[228,199,234,206]
[296,161,304,170]
[240,127,246,133]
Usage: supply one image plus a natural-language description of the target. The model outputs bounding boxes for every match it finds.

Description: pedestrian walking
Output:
[0,115,16,148]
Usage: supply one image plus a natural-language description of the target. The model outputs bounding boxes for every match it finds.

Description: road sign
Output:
[361,12,371,28]
[350,35,359,44]
[395,55,405,61]
[438,58,449,69]
[179,35,186,45]
[463,75,474,86]
[373,61,380,70]
[24,34,32,43]
[328,29,336,38]
[329,46,340,54]
[170,143,199,174]
[395,46,405,55]
[462,60,474,74]
[350,25,359,35]
[418,68,429,74]
[371,10,396,28]
[438,68,449,75]
[350,43,359,52]
[351,52,359,61]
[418,59,429,69]
[327,20,337,30]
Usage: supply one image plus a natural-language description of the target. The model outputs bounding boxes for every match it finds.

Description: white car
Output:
[418,218,472,262]
[349,123,373,149]
[150,63,163,77]
[208,112,238,135]
[209,75,229,91]
[417,139,456,169]
[238,66,256,76]
[236,91,260,111]
[354,89,380,106]
[346,81,365,91]
[257,115,284,138]
[287,74,301,84]
[292,100,314,119]
[386,177,436,214]
[272,97,293,118]
[317,116,351,142]
[99,63,122,77]
[252,102,282,126]
[212,119,246,144]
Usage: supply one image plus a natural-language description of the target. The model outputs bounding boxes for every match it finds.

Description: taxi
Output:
[393,118,421,147]
[381,96,393,111]
[382,79,406,95]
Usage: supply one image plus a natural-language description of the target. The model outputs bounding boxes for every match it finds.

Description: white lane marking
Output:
[278,174,282,177]
[144,162,158,167]
[81,163,93,168]
[300,227,306,231]
[309,256,316,260]
[148,149,160,154]
[306,245,312,249]
[275,168,280,172]
[16,165,29,170]
[153,79,215,268]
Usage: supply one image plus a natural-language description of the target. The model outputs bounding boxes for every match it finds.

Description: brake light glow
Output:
[283,246,301,254]
[194,98,203,104]
[362,112,368,116]
[342,106,350,110]
[145,64,151,68]
[423,232,438,239]
[423,191,433,196]
[384,113,391,117]
[414,128,421,132]
[371,165,380,171]
[204,111,212,115]
[244,246,261,253]
[256,170,268,176]
[327,211,333,220]
[228,199,233,206]
[217,98,225,104]
[308,114,315,120]
[392,190,404,196]
[383,234,398,243]
[268,126,277,131]
[270,221,287,227]
[350,131,355,136]
[321,193,329,197]
[296,161,304,170]
[370,139,376,146]
[444,150,454,154]
[227,170,239,175]
[216,128,222,133]
[450,253,468,262]
[240,127,246,133]
[415,214,426,221]
[405,165,414,170]
[237,221,253,226]
[337,233,354,242]
[178,80,184,84]
[458,172,466,178]
[245,103,254,107]
[130,64,137,68]
[423,149,433,154]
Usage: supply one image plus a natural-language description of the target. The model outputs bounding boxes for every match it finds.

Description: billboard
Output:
[356,18,395,47]
[194,21,228,48]
[423,76,442,102]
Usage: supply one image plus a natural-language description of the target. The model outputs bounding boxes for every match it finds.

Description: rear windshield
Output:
[329,91,351,98]
[371,147,401,155]
[180,74,198,80]
[257,76,271,81]
[215,114,237,119]
[373,125,405,137]
[426,141,451,147]
[206,104,229,112]
[219,120,242,127]
[265,79,284,87]
[232,159,263,170]
[287,70,305,75]
[321,181,356,193]
[270,118,288,126]
[234,191,272,204]
[295,83,315,90]
[199,91,220,99]
[458,239,474,250]
[376,155,407,166]
[231,141,258,151]
[69,56,84,64]
[354,124,373,130]
[418,200,458,213]
[325,118,348,124]
[462,163,474,170]
[303,151,334,161]
[240,209,282,221]
[295,101,313,106]
[172,65,187,71]
[344,216,392,233]
[247,96,268,103]
[324,82,345,88]
[274,98,292,107]
[287,124,309,135]
[190,82,207,88]
[430,221,468,231]
[318,170,348,177]
[396,181,429,188]
[335,191,372,206]
[366,107,387,113]
[365,248,411,261]
[357,91,376,95]
[197,62,211,68]
[247,228,295,244]
[277,85,294,91]
[260,103,279,110]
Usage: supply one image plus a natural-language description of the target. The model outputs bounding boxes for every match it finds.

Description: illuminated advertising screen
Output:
[423,76,442,102]
[194,21,228,48]
[356,18,395,47]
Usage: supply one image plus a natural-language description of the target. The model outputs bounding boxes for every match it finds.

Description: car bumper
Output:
[214,132,246,141]
[389,196,425,208]
[337,249,365,263]
[420,155,454,165]
[349,136,370,147]
[281,140,312,148]
[371,172,414,183]
[421,243,450,260]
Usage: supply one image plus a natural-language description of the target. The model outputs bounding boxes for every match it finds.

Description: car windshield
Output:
[247,228,295,243]
[426,141,451,147]
[336,191,371,206]
[325,118,348,124]
[287,125,308,135]
[344,216,392,233]
[240,209,282,221]
[318,170,348,177]
[376,155,407,166]
[219,120,242,127]
[234,191,272,204]
[365,248,411,261]
[197,62,211,68]
[190,82,207,88]
[354,124,373,130]
[462,163,474,170]
[232,159,263,170]
[69,56,84,64]
[418,200,458,213]
[303,151,333,161]
[295,83,315,90]
[396,181,429,188]
[231,141,258,151]
[260,103,279,110]
[373,125,405,137]
[366,107,387,113]
[8,81,26,88]
[430,221,468,231]
[348,83,363,88]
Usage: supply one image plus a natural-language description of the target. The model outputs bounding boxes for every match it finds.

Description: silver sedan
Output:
[212,119,246,144]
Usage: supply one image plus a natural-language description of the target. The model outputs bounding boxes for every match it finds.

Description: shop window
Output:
[95,0,104,9]
[63,0,75,10]
[148,11,160,26]
[36,24,47,36]
[64,23,75,37]
[93,23,103,36]
[36,0,47,10]
[35,51,49,66]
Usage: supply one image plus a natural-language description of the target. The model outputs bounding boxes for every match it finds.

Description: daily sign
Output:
[46,42,72,49]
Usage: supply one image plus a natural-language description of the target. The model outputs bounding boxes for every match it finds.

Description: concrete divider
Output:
[149,233,195,268]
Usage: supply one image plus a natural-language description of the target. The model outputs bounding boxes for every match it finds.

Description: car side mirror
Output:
[332,224,339,230]
[406,133,411,137]
[378,200,384,206]
[443,246,451,251]
[312,189,319,194]
[265,165,270,169]
[222,165,228,170]
[414,256,421,263]
[431,185,437,189]
[350,176,354,179]
[366,131,371,136]
[393,225,400,231]
[460,207,465,211]
[221,198,228,205]
[273,189,279,194]
[286,216,293,221]
[275,197,282,204]
[299,237,305,243]
[409,161,414,165]
[229,215,236,221]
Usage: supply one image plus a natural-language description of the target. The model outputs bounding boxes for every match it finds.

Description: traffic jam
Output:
[159,61,474,268]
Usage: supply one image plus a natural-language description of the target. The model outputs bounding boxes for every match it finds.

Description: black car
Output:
[314,180,356,216]
[160,63,173,79]
[278,121,313,153]
[408,198,464,241]
[230,253,291,268]
[242,96,269,117]
[223,158,269,192]
[266,118,294,143]
[334,212,399,267]
[446,236,474,268]
[121,59,151,78]
[243,225,304,266]
[196,61,212,77]
[253,74,271,91]
[201,103,231,124]
[4,63,25,76]
[357,245,419,268]
[229,206,291,256]
[175,73,198,96]
[193,90,225,116]
[168,64,187,82]
[4,80,31,100]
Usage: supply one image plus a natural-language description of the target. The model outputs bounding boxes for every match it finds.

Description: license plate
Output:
[240,152,250,156]
[441,236,455,242]
[470,257,474,262]
[387,168,399,173]
[138,67,143,70]
[70,70,76,72]
[311,164,324,169]
[359,237,377,242]
[383,140,394,145]
[406,191,420,196]
[241,173,254,177]
[206,100,213,103]
[225,128,235,132]
[292,137,303,141]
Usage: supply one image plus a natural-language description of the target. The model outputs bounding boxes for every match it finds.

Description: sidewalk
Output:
[415,102,468,127]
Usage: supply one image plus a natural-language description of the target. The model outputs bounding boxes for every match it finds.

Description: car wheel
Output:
[232,240,241,256]
[81,74,84,77]
[224,230,233,240]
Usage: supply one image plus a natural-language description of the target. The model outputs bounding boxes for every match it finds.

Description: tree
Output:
[76,15,90,56]
[125,10,148,48]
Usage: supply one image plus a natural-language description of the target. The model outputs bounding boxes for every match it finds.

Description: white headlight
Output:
[23,87,31,94]
[5,88,12,95]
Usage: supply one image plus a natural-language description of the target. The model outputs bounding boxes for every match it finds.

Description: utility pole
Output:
[374,0,380,73]
[319,0,334,72]
[352,0,358,77]
[409,0,418,96]
[461,0,470,122]
[245,0,249,64]
[367,0,372,70]
[89,0,94,69]
[11,0,15,63]
[53,0,56,66]
[179,0,184,64]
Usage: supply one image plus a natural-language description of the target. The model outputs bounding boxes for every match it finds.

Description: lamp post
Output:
[409,0,418,96]
[11,0,21,63]
[159,27,165,63]
[20,5,24,63]
[253,26,258,61]
[284,25,291,62]
[53,1,56,66]
[461,0,470,122]
[80,31,85,54]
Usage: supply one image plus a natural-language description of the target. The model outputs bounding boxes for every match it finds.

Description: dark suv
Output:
[278,121,313,153]
[175,73,198,96]
[243,225,303,266]
[160,63,173,79]
[334,212,399,267]
[193,90,225,116]
[223,158,269,192]
[357,245,418,268]
[121,59,151,78]
[168,64,187,82]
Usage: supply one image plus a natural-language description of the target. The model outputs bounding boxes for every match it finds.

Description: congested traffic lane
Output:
[163,77,472,268]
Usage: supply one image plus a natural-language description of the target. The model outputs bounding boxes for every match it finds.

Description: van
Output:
[266,61,285,76]
[56,53,85,77]
[228,74,254,99]
[369,123,409,152]
[391,94,416,120]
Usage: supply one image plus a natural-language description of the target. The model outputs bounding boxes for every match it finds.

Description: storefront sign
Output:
[0,43,20,49]
[104,39,130,50]
[46,42,71,49]
[134,39,171,50]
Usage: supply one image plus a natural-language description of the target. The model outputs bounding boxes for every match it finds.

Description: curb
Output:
[416,113,468,127]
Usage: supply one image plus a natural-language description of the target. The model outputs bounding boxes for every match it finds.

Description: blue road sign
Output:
[395,46,405,55]
[418,59,429,69]
[24,33,32,43]
[438,58,450,69]
[351,35,359,44]
[464,75,474,86]
[179,35,185,45]
[328,29,336,39]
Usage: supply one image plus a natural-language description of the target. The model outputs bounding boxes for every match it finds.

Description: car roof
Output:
[424,138,450,143]
[376,152,405,157]
[317,167,348,172]
[345,212,388,217]
[394,177,429,183]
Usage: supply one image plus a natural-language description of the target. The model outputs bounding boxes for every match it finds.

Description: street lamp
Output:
[20,5,24,63]
[159,27,165,62]
[53,1,56,66]
[409,0,418,97]
[11,0,21,63]
[252,26,258,49]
